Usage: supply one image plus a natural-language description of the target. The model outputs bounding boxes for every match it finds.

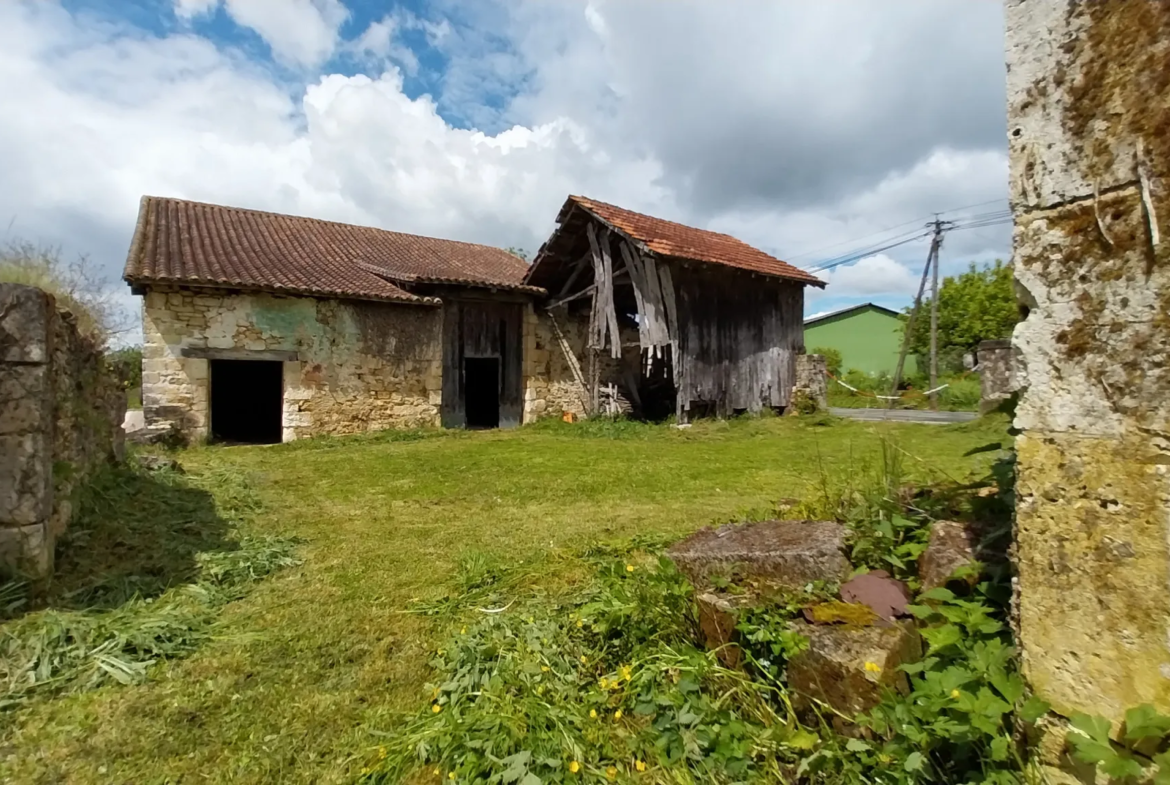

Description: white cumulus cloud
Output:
[174,0,349,67]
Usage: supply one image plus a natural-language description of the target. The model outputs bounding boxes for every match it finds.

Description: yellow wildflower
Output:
[635,759,647,772]
[951,689,961,699]
[590,708,598,718]
[542,665,550,672]
[432,704,442,714]
[580,655,588,664]
[607,766,618,780]
[626,564,635,573]
[577,619,584,628]
[864,661,882,674]
[536,685,544,695]
[620,665,632,681]
[600,677,610,690]
[378,746,387,759]
[569,761,581,774]
[614,709,623,720]
[434,768,441,776]
[879,754,892,764]
[460,626,467,635]
[449,773,456,781]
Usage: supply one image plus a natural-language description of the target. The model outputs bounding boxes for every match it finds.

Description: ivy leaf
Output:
[1124,704,1170,743]
[919,587,956,604]
[904,751,925,772]
[1070,713,1113,746]
[920,624,962,652]
[1100,752,1145,781]
[1019,695,1051,724]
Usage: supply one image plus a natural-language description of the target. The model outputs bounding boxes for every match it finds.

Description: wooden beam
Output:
[181,347,298,362]
[555,252,591,299]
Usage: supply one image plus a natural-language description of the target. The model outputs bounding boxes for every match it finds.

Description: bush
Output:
[0,240,128,345]
[810,347,843,377]
[108,346,142,389]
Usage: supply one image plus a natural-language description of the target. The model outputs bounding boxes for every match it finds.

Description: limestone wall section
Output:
[1006,0,1170,731]
[0,284,125,579]
[142,287,442,441]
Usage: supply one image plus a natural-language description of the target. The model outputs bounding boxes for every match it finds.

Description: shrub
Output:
[0,240,128,345]
[810,346,843,377]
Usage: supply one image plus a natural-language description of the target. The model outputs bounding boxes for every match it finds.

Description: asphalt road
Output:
[829,407,978,425]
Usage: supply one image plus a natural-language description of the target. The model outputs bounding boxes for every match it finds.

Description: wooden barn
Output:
[524,196,826,421]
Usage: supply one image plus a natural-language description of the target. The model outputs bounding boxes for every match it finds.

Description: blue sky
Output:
[1,0,1011,337]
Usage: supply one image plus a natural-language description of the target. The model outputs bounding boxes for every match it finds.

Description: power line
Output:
[795,197,1010,270]
[807,230,933,273]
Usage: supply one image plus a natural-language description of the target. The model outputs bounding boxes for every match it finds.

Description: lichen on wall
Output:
[1005,0,1170,736]
[142,287,443,441]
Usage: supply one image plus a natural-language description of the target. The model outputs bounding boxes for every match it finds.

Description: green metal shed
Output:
[803,303,915,376]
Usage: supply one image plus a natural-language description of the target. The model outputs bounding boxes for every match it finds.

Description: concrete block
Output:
[668,519,851,590]
[787,620,921,718]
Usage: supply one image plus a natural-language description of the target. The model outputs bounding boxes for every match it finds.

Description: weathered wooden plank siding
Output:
[441,298,525,428]
[673,265,804,416]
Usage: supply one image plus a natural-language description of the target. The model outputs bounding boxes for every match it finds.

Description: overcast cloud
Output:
[0,0,1011,343]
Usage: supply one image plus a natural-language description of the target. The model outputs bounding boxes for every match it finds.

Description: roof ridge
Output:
[569,194,750,245]
[140,195,522,256]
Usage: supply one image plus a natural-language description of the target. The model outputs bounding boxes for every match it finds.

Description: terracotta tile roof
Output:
[123,196,537,304]
[564,195,825,287]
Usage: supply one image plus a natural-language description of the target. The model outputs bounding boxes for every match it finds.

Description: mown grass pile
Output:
[0,459,300,711]
[362,439,1040,784]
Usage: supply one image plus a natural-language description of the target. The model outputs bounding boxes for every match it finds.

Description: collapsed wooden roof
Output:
[524,195,826,294]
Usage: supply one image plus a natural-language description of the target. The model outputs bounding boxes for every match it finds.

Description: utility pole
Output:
[889,217,951,408]
[929,215,944,411]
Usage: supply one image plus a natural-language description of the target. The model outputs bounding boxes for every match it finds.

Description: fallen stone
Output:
[918,520,989,591]
[840,570,911,623]
[787,620,922,719]
[667,519,850,590]
[696,591,755,668]
[134,454,184,474]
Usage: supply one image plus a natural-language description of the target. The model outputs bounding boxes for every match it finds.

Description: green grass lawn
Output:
[1,414,1011,784]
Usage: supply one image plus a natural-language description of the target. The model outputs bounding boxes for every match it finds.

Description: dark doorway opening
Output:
[464,357,500,429]
[210,359,283,444]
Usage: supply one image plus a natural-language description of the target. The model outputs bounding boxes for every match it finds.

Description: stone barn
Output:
[523,196,825,421]
[124,195,824,443]
[124,196,547,443]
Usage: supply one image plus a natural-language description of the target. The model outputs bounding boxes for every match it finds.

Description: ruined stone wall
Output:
[142,287,442,441]
[792,354,828,412]
[1006,0,1170,740]
[522,306,640,423]
[975,339,1019,414]
[0,284,126,579]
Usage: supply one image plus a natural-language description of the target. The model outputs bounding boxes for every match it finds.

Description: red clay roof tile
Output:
[566,195,825,286]
[123,197,535,303]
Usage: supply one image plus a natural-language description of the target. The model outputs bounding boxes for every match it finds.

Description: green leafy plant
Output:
[1066,704,1170,783]
[811,347,843,377]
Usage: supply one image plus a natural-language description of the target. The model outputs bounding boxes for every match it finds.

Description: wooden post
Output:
[929,217,941,411]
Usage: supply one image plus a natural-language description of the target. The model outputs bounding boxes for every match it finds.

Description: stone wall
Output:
[792,354,828,412]
[142,287,443,441]
[975,339,1019,414]
[0,284,126,579]
[1006,0,1170,744]
[522,306,639,423]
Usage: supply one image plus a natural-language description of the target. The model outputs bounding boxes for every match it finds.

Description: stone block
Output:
[1016,431,1170,723]
[0,364,50,436]
[0,433,51,525]
[0,284,51,363]
[918,520,988,592]
[696,591,755,668]
[668,520,851,590]
[787,620,922,718]
[0,522,51,578]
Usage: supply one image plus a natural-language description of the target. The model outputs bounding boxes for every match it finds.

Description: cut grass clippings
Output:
[0,460,300,713]
[0,414,1011,783]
